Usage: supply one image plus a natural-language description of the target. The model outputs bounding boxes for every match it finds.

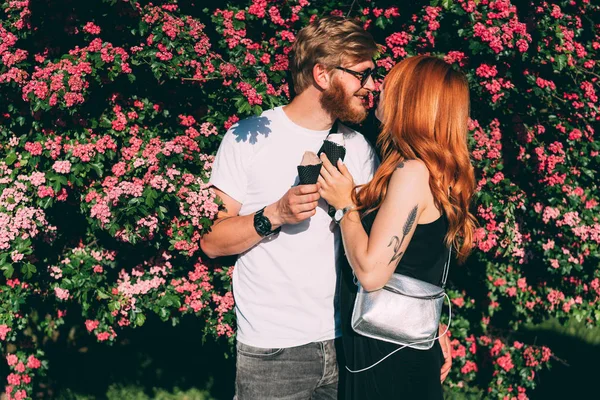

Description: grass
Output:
[57,385,214,400]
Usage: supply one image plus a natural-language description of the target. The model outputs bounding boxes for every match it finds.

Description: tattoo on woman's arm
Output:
[387,205,418,265]
[388,236,403,264]
[397,160,405,169]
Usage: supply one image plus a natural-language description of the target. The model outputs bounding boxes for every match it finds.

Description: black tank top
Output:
[358,208,448,285]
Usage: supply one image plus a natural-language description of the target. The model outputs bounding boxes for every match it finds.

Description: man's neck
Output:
[282,90,335,131]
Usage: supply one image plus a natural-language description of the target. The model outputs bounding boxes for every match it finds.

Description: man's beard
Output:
[320,80,368,124]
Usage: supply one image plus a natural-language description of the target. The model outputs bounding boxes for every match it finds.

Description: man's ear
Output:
[312,63,331,90]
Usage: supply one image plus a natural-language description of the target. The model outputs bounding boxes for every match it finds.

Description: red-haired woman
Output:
[318,55,477,399]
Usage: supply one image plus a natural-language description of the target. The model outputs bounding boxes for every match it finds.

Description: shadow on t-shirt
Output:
[230,115,272,145]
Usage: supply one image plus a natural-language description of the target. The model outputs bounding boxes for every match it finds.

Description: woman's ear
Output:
[312,63,331,90]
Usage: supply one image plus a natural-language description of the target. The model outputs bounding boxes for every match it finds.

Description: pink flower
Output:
[83,22,101,35]
[445,52,467,67]
[10,251,23,262]
[178,115,196,127]
[476,64,498,78]
[513,341,524,349]
[237,82,262,106]
[90,203,111,224]
[490,339,504,356]
[29,171,46,186]
[516,39,529,52]
[111,161,127,177]
[461,360,478,374]
[0,324,12,340]
[7,373,20,385]
[52,160,71,174]
[200,122,218,137]
[496,353,514,372]
[451,297,465,307]
[536,77,556,90]
[550,5,563,19]
[85,320,100,332]
[24,142,43,155]
[224,115,239,130]
[568,129,582,140]
[6,354,18,366]
[26,355,41,369]
[38,185,55,198]
[54,287,70,301]
[491,172,504,184]
[542,207,560,223]
[547,289,565,305]
[248,0,267,18]
[260,53,270,64]
[14,390,27,400]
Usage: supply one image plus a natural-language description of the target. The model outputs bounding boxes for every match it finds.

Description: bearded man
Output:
[201,16,450,400]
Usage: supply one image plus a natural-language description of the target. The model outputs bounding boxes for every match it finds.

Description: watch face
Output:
[334,209,344,222]
[254,214,272,236]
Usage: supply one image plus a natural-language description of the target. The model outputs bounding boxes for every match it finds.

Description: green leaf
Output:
[90,162,104,177]
[20,263,36,279]
[3,264,14,279]
[108,301,120,312]
[145,193,155,208]
[5,152,17,165]
[135,313,146,327]
[232,20,245,30]
[555,54,567,72]
[238,102,251,114]
[442,0,454,10]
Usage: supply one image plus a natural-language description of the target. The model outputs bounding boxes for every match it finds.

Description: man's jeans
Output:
[234,339,339,400]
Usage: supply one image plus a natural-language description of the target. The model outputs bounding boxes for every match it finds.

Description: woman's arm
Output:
[318,155,432,291]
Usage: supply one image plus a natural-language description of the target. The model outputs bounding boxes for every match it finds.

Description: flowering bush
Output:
[1,0,598,398]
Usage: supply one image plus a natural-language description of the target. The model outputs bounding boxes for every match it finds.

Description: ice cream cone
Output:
[318,140,346,168]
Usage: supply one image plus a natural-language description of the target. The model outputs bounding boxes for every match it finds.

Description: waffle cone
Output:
[297,164,322,185]
[318,140,346,169]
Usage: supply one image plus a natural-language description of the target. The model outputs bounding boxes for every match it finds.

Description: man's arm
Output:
[200,185,321,259]
[200,188,262,258]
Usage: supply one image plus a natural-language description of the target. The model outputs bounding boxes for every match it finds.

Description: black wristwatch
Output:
[253,207,281,237]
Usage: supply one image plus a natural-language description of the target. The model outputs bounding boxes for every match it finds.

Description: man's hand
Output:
[265,184,321,227]
[439,324,452,382]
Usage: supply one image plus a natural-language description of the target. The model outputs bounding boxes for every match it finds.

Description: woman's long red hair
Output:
[353,55,477,263]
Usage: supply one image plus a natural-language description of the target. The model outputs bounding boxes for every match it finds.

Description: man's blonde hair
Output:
[289,16,378,95]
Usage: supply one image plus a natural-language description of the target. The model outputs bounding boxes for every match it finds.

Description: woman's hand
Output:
[439,324,452,382]
[317,153,355,210]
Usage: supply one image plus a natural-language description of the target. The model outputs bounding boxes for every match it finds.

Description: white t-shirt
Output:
[209,106,378,348]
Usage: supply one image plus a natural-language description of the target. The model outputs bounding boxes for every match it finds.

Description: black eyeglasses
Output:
[335,66,375,87]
